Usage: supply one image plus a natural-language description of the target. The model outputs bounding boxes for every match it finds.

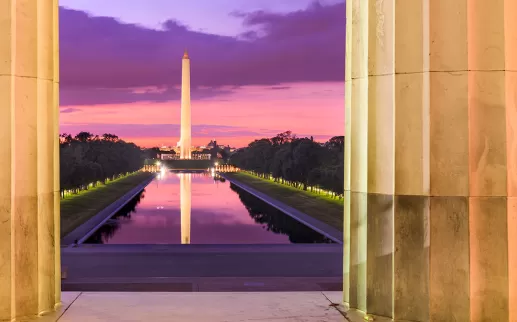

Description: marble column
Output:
[344,0,516,320]
[53,0,61,304]
[0,0,61,321]
[467,1,517,321]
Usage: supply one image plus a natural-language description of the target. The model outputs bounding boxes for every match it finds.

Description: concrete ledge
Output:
[63,243,341,253]
[62,175,155,245]
[53,292,347,321]
[62,244,342,282]
[62,276,342,292]
[220,173,343,244]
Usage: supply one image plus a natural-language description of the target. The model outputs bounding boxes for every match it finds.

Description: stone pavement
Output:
[37,292,352,322]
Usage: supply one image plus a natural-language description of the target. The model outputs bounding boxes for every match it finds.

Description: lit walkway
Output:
[41,292,350,321]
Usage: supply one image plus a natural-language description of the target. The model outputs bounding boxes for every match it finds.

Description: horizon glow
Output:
[59,1,345,148]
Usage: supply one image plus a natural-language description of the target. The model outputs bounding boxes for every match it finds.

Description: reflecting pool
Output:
[85,171,333,244]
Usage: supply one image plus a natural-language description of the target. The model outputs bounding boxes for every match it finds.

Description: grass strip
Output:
[225,172,343,231]
[60,172,154,237]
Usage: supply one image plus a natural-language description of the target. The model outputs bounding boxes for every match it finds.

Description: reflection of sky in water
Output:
[93,172,294,244]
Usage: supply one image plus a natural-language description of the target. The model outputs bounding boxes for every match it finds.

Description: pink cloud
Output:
[60,82,344,147]
[59,1,345,147]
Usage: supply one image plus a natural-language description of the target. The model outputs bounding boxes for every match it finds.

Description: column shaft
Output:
[393,1,430,320]
[343,0,351,304]
[12,0,40,316]
[347,0,368,312]
[345,0,516,320]
[0,0,13,318]
[37,0,55,313]
[0,0,60,320]
[467,1,512,321]
[53,0,61,304]
[365,0,394,318]
[428,1,471,321]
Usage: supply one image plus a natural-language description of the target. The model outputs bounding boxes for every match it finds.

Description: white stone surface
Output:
[53,292,347,322]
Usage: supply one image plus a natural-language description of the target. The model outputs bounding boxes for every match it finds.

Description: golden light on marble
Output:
[508,198,517,322]
[1,0,61,320]
[345,0,517,320]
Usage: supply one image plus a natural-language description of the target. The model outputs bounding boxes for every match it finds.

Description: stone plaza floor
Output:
[35,292,353,322]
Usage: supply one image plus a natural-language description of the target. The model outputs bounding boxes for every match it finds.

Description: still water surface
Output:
[85,171,332,244]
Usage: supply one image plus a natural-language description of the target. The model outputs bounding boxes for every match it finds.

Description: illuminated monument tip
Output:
[183,48,189,59]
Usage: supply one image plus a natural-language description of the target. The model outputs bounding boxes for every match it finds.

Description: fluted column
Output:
[467,0,516,321]
[345,0,516,320]
[427,1,471,320]
[0,0,61,321]
[53,0,61,304]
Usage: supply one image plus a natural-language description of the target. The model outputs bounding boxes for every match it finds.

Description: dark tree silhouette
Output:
[229,132,344,198]
[75,131,94,142]
[60,132,144,196]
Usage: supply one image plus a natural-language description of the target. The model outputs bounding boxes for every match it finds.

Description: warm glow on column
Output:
[53,0,61,304]
[506,0,517,198]
[37,0,56,312]
[347,0,369,312]
[343,0,352,306]
[349,0,368,194]
[180,173,191,244]
[12,0,39,317]
[0,0,12,319]
[468,1,512,320]
[505,0,517,318]
[509,199,517,322]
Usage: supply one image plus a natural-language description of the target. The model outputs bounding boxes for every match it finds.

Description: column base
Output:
[341,306,392,322]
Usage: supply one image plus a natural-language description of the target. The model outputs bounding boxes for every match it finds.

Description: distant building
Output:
[157,139,234,160]
[191,152,211,160]
[207,139,218,149]
[160,150,210,160]
[159,145,174,152]
[160,153,178,160]
[207,139,235,151]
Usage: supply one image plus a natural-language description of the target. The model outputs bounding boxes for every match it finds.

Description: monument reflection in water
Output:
[85,171,333,244]
[180,172,191,244]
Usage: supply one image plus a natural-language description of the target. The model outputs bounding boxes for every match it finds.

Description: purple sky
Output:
[59,0,345,147]
[60,0,344,36]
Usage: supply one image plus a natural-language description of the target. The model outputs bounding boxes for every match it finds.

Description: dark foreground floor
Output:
[62,244,342,292]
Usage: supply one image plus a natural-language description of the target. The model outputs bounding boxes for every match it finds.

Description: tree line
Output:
[229,131,344,198]
[60,132,144,196]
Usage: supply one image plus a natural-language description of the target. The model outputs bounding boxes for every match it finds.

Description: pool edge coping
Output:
[62,174,156,246]
[219,173,344,244]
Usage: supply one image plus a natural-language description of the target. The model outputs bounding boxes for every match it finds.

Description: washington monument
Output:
[180,49,192,159]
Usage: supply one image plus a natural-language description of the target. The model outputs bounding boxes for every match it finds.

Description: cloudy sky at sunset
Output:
[59,0,345,148]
